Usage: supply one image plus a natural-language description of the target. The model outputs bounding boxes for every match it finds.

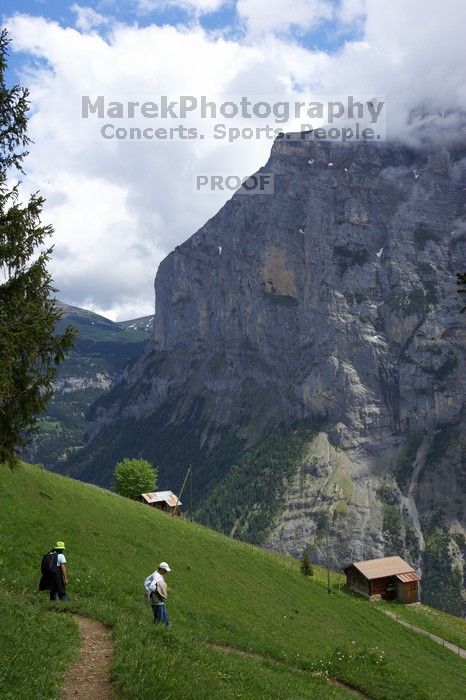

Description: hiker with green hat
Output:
[39,541,69,601]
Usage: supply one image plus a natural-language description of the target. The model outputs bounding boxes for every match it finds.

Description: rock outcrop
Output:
[69,132,466,612]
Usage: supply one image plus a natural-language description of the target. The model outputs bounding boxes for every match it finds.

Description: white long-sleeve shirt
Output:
[144,571,167,602]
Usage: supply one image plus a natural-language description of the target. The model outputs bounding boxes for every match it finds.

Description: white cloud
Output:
[237,0,333,35]
[6,0,466,319]
[338,0,366,24]
[136,0,226,14]
[71,4,109,32]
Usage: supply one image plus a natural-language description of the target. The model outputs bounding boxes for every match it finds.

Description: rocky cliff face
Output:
[70,133,466,613]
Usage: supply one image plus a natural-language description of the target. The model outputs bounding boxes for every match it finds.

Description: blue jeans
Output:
[153,603,169,626]
[50,591,68,601]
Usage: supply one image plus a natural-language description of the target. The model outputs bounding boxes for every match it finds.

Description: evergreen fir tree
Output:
[300,550,314,577]
[0,29,75,465]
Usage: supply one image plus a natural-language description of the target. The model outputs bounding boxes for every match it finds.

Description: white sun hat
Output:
[159,562,171,572]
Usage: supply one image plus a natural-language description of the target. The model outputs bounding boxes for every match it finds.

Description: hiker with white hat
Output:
[39,540,69,602]
[144,562,171,626]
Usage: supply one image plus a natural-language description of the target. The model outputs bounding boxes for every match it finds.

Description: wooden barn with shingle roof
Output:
[344,556,420,603]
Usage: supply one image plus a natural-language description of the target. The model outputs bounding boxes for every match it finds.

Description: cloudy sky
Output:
[3,0,466,320]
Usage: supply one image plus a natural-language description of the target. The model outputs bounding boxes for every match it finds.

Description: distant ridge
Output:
[119,314,154,333]
[23,300,153,468]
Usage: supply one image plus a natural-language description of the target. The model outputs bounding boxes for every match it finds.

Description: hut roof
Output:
[141,491,182,507]
[396,571,421,583]
[345,556,418,580]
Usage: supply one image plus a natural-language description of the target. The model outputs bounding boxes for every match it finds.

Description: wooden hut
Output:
[140,491,182,515]
[344,556,420,603]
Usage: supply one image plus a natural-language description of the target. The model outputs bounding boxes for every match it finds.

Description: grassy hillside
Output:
[0,463,465,699]
[379,600,466,650]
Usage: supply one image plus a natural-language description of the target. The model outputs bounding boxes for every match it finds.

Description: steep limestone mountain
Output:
[24,302,153,468]
[68,133,466,615]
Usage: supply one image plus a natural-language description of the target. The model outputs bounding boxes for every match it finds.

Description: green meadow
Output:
[0,463,464,699]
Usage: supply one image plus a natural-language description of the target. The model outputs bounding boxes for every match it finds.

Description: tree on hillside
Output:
[300,549,314,577]
[0,29,75,466]
[114,458,158,500]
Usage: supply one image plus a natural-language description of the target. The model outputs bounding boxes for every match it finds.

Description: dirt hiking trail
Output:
[62,615,115,699]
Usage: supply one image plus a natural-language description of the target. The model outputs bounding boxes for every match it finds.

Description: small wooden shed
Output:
[344,556,420,603]
[140,491,182,515]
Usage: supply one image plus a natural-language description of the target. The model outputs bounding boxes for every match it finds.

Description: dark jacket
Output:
[39,551,66,596]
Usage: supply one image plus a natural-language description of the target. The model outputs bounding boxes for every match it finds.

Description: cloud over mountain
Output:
[6,0,466,318]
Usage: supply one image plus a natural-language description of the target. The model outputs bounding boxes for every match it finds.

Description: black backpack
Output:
[41,550,58,575]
